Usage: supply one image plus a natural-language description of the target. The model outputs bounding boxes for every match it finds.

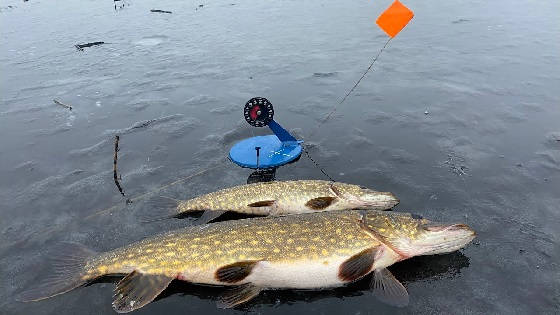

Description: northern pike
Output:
[19,209,475,312]
[148,180,399,223]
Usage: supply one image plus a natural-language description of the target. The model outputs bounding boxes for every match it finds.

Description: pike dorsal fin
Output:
[338,246,381,282]
[305,196,337,210]
[371,268,409,307]
[215,261,260,283]
[217,283,262,309]
[112,270,174,313]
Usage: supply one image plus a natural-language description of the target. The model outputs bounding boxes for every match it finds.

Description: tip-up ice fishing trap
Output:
[229,0,414,175]
[229,97,303,170]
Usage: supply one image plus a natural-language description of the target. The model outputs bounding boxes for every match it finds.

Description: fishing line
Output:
[85,158,228,219]
[302,146,335,181]
[303,37,393,181]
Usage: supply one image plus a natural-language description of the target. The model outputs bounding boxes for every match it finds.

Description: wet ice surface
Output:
[1,0,559,314]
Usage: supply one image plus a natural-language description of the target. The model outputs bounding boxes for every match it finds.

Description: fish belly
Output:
[246,257,348,289]
[178,256,348,289]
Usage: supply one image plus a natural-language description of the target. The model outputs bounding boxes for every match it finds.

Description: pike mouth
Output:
[413,223,476,256]
[330,183,399,208]
[358,190,400,209]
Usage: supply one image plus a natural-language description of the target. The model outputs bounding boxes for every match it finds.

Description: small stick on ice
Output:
[75,42,105,51]
[53,99,72,110]
[113,135,126,197]
[150,9,172,14]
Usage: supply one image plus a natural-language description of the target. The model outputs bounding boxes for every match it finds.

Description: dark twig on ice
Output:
[150,9,172,14]
[114,0,128,11]
[113,135,126,197]
[75,42,105,51]
[53,99,72,110]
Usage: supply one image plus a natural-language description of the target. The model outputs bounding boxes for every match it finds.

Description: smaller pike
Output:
[147,180,399,223]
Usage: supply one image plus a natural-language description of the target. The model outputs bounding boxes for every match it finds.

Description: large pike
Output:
[148,180,399,223]
[19,210,475,312]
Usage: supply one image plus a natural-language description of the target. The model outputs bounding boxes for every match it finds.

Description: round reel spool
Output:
[244,97,274,127]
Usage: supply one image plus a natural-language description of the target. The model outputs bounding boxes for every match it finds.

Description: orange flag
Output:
[376,0,414,38]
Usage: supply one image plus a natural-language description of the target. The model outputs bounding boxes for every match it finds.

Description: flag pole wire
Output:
[308,37,393,140]
[303,36,393,180]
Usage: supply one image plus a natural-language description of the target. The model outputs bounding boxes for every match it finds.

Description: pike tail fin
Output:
[140,196,184,223]
[17,242,98,302]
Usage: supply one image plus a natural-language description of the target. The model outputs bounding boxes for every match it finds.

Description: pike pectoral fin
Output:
[217,283,262,309]
[371,268,409,307]
[338,247,379,282]
[305,196,337,210]
[112,270,174,313]
[247,200,276,207]
[215,260,260,283]
[193,210,227,224]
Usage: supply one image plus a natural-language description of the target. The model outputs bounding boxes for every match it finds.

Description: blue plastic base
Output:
[229,135,302,169]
